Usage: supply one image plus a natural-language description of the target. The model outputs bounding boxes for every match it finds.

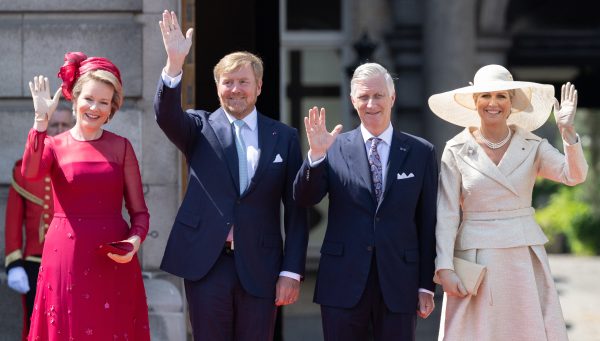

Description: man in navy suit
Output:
[294,63,437,341]
[155,10,307,341]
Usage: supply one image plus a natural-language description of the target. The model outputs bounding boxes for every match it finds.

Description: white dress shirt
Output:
[223,110,261,183]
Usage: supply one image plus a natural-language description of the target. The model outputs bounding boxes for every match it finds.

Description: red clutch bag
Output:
[98,241,134,256]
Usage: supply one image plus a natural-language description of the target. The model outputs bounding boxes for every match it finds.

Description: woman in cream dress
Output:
[428,65,587,340]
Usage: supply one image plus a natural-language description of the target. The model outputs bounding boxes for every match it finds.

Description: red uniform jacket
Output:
[4,159,53,270]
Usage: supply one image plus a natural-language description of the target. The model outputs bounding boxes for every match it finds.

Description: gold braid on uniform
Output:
[38,212,46,244]
[11,174,44,206]
[11,174,48,243]
[5,250,23,267]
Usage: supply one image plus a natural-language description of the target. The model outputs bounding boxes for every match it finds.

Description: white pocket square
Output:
[397,172,414,180]
[273,154,283,163]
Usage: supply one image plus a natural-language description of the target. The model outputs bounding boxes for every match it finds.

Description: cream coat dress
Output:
[436,126,588,341]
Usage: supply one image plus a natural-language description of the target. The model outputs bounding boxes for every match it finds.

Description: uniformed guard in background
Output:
[4,106,74,340]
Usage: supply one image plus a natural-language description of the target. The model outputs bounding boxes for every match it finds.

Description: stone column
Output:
[385,0,426,136]
[477,0,512,66]
[423,0,477,151]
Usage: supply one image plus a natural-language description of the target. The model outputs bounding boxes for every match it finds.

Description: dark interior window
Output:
[287,0,341,30]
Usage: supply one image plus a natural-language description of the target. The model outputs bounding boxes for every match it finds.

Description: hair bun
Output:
[57,52,88,100]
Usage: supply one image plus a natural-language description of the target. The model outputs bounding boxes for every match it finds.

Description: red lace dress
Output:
[22,128,150,340]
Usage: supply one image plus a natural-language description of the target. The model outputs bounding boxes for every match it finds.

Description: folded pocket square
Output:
[397,172,414,180]
[273,154,283,163]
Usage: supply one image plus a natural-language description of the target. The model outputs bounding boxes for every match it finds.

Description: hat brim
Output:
[428,81,555,131]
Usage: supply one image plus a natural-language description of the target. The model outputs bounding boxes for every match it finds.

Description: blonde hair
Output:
[472,89,515,103]
[213,51,263,84]
[71,70,123,119]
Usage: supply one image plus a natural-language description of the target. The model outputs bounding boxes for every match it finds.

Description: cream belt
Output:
[462,207,535,221]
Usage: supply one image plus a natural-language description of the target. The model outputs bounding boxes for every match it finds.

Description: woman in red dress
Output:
[22,52,150,340]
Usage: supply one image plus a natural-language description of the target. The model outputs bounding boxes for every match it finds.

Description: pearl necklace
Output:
[475,128,512,149]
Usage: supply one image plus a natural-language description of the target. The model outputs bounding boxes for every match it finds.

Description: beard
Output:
[221,98,256,119]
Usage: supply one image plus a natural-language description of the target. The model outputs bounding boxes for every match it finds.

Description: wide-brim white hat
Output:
[428,64,555,131]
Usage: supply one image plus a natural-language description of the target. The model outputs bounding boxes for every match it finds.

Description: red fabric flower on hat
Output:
[57,52,87,100]
[57,52,122,101]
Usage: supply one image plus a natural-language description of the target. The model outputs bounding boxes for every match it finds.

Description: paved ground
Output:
[283,255,600,341]
[549,256,600,341]
[282,271,442,341]
[1,255,599,340]
[0,271,23,341]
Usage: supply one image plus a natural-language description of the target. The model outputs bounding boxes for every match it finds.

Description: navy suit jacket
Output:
[294,127,437,313]
[155,79,308,299]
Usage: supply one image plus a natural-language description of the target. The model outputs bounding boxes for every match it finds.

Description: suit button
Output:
[44,195,50,200]
[44,177,51,183]
[44,214,50,219]
[44,223,49,229]
[43,204,49,209]
[45,186,51,191]
[367,246,373,252]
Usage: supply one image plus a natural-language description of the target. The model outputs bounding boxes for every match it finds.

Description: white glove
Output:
[28,75,62,132]
[553,82,578,144]
[553,82,577,129]
[7,266,30,294]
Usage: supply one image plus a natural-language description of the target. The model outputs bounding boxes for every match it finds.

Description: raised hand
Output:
[553,82,578,144]
[28,75,61,131]
[304,106,343,160]
[159,10,194,77]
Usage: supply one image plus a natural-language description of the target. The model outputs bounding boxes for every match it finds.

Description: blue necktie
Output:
[368,137,383,201]
[233,120,248,194]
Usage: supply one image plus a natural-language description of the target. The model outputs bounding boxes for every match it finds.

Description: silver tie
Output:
[233,120,248,193]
